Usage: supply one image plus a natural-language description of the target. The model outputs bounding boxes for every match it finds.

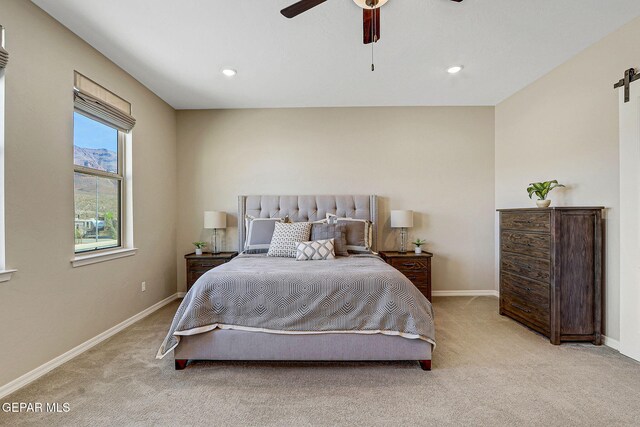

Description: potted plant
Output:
[527,180,565,208]
[412,238,427,254]
[193,241,207,256]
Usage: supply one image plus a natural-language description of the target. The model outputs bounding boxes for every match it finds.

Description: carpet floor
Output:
[2,296,639,426]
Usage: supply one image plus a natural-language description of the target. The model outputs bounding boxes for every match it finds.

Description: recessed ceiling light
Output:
[447,65,463,74]
[221,68,237,77]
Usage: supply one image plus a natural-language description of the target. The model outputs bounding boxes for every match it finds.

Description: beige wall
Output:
[0,0,177,387]
[495,17,640,341]
[176,107,496,294]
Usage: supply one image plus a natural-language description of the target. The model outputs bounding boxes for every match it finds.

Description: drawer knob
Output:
[402,262,418,268]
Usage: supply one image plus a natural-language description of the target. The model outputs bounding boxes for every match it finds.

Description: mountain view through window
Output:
[74,112,121,252]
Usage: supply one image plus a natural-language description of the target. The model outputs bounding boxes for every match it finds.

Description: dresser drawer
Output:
[501,231,550,259]
[501,212,551,233]
[501,272,549,307]
[400,270,428,286]
[187,259,225,269]
[501,252,550,283]
[501,291,550,331]
[187,270,208,286]
[390,258,429,271]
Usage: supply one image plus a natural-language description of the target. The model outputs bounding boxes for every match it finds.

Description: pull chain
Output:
[371,7,376,71]
[371,42,374,71]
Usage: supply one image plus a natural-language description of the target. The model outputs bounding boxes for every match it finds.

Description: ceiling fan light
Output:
[447,65,463,74]
[353,0,389,9]
[221,68,237,77]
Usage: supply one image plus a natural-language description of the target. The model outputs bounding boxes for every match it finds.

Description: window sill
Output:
[71,247,137,268]
[0,269,16,282]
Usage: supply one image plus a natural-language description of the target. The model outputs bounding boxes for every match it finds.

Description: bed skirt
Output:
[174,329,432,361]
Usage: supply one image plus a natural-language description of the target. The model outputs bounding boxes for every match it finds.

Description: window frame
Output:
[0,26,15,282]
[71,118,136,267]
[73,110,125,255]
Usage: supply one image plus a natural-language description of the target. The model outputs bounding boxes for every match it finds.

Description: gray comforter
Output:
[157,254,435,358]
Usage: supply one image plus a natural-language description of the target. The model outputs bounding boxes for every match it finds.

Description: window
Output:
[73,112,123,253]
[71,72,136,264]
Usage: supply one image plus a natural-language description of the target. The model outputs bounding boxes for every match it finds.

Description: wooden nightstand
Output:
[379,251,433,301]
[185,252,238,291]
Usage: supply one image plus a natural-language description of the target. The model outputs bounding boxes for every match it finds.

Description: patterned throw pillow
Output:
[267,222,312,258]
[296,239,336,261]
[311,223,348,256]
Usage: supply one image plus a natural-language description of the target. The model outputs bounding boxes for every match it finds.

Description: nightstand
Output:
[379,251,433,301]
[185,252,238,291]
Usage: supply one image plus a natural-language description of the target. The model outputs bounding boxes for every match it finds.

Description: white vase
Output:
[195,248,203,255]
[414,247,422,254]
[536,199,551,208]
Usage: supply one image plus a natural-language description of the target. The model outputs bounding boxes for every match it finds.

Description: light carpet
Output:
[1,296,639,426]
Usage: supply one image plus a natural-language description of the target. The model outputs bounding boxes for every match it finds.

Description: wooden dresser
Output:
[379,251,432,302]
[497,207,603,345]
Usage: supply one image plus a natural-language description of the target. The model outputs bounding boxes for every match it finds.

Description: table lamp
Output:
[391,210,414,253]
[204,211,226,254]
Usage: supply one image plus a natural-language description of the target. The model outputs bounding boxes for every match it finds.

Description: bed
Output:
[157,195,435,370]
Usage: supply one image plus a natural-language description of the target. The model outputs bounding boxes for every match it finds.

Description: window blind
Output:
[73,71,136,132]
[0,26,8,69]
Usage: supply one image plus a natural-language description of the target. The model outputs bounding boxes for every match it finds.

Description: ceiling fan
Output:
[281,0,464,45]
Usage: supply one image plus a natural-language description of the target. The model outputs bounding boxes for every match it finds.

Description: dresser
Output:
[379,251,432,301]
[497,207,603,345]
[185,252,238,291]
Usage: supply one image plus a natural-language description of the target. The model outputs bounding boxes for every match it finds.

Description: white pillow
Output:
[267,222,312,258]
[296,239,336,261]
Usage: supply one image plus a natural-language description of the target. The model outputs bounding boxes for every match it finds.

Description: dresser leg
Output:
[418,360,431,371]
[175,359,188,370]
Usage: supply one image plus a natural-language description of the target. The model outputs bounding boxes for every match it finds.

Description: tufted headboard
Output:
[238,195,378,252]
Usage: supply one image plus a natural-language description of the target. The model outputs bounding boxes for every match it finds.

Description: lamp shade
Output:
[204,211,226,229]
[390,210,414,228]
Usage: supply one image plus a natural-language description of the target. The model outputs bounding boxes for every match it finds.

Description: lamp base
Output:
[399,227,408,253]
[211,229,221,254]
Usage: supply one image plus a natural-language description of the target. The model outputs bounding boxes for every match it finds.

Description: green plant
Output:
[193,241,207,249]
[527,180,565,200]
[104,211,117,240]
[412,238,427,248]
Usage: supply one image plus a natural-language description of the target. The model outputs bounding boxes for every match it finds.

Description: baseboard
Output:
[603,335,620,350]
[432,290,499,298]
[0,293,180,400]
[177,292,186,298]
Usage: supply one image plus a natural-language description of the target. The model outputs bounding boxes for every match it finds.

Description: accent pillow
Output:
[267,222,312,258]
[244,216,282,253]
[295,239,336,261]
[326,215,373,253]
[311,223,348,256]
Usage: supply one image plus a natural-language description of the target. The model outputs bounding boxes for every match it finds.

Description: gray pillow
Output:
[335,218,373,253]
[245,217,282,253]
[311,223,348,256]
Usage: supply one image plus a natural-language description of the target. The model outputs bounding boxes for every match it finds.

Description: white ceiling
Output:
[32,0,640,109]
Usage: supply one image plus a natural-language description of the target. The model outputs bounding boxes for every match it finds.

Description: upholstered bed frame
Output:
[174,195,432,371]
[238,195,379,252]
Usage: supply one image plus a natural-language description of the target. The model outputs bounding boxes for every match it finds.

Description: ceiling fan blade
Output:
[281,0,328,18]
[363,8,380,44]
